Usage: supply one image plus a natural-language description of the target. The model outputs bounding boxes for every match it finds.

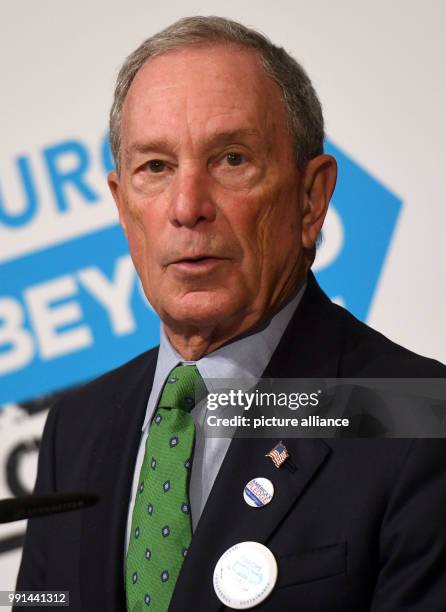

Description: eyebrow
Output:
[208,128,262,145]
[124,128,263,162]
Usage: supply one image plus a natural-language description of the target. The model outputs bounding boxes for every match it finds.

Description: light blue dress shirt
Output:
[125,281,306,553]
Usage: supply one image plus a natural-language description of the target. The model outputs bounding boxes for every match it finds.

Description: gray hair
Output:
[109,16,324,173]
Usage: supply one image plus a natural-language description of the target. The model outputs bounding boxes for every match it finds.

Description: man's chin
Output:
[160,292,245,331]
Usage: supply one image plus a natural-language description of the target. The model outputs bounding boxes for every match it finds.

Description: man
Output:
[16,16,446,612]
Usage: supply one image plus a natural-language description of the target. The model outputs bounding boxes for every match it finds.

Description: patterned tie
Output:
[126,364,206,611]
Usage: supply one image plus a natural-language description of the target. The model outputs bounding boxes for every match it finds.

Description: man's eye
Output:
[225,152,246,166]
[147,159,166,173]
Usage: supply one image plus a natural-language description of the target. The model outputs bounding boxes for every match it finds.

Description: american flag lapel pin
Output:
[265,441,289,468]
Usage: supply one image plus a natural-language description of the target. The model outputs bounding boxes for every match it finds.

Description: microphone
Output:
[0,492,99,524]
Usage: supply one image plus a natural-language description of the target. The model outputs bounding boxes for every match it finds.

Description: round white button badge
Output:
[243,477,274,508]
[213,541,278,609]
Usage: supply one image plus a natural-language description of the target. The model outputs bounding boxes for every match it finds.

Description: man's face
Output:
[109,44,309,340]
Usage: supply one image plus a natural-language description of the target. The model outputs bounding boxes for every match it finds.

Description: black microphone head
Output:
[0,492,99,524]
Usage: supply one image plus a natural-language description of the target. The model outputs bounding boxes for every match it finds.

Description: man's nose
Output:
[168,165,217,228]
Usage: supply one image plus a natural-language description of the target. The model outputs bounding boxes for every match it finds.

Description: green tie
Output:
[126,364,206,611]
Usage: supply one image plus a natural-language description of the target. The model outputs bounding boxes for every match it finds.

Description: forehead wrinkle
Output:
[122,45,289,166]
[124,126,267,165]
[179,54,277,144]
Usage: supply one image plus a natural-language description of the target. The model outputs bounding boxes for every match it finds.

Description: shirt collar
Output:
[141,279,307,430]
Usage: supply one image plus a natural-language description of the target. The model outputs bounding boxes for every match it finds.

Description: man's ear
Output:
[301,154,337,250]
[108,170,128,237]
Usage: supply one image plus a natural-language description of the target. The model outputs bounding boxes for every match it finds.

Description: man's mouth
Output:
[169,255,225,274]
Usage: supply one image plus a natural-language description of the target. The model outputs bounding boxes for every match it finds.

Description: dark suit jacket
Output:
[16,273,446,611]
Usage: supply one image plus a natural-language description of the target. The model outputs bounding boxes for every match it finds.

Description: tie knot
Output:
[158,365,206,412]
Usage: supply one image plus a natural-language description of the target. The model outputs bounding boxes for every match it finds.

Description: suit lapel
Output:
[80,349,158,612]
[169,274,343,611]
[169,436,330,611]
